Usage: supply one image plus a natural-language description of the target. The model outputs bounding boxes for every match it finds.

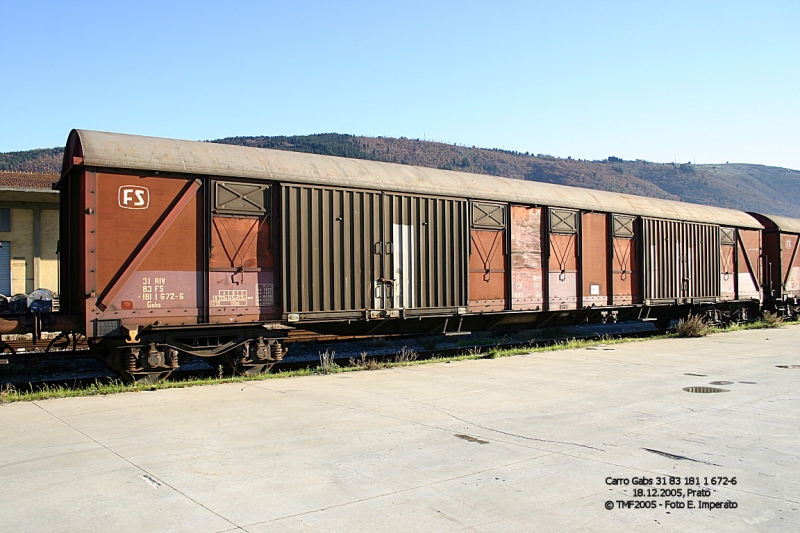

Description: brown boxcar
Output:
[52,129,771,381]
[750,213,800,316]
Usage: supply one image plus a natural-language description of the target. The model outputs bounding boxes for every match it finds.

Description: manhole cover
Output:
[776,365,800,369]
[683,386,729,394]
[709,381,734,385]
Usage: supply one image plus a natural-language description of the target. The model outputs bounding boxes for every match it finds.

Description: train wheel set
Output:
[1,129,798,384]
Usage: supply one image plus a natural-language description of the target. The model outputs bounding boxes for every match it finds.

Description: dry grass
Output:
[675,314,713,337]
[318,350,338,374]
[393,346,418,364]
[349,351,383,370]
[760,311,784,328]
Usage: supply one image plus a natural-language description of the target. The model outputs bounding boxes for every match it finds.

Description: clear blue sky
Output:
[2,1,799,169]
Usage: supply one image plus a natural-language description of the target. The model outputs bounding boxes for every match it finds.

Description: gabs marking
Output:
[118,186,150,209]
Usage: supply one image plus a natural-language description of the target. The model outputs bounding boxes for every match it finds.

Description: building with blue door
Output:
[0,172,60,296]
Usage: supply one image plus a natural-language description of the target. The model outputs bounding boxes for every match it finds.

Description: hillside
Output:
[216,134,800,217]
[0,147,63,174]
[3,134,799,217]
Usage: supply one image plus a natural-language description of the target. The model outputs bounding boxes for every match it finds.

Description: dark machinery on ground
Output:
[1,130,798,382]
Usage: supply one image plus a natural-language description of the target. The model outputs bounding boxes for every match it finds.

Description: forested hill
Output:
[0,147,63,174]
[215,134,800,217]
[3,134,799,217]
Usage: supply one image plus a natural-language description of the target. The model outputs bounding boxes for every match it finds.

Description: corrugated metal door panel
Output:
[408,195,467,309]
[642,218,720,302]
[0,241,10,295]
[389,194,467,309]
[282,185,466,314]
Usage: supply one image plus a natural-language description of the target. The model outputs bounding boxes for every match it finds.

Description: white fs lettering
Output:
[118,186,150,209]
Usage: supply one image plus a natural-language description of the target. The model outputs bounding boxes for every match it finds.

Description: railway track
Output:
[0,327,383,356]
[1,324,662,392]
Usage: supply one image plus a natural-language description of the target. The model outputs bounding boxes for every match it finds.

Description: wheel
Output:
[102,347,174,384]
[216,352,275,376]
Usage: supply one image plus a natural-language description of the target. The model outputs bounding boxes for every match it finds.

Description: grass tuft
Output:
[318,350,339,374]
[393,346,418,365]
[675,314,713,337]
[760,310,784,328]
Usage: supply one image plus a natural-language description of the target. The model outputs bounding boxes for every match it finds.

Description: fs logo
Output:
[118,186,150,209]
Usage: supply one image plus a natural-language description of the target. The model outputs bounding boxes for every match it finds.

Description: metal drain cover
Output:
[709,381,734,385]
[683,386,729,394]
[776,365,800,369]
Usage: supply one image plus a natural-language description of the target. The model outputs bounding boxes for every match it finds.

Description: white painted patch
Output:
[787,267,800,292]
[720,272,735,297]
[393,224,415,308]
[738,273,760,299]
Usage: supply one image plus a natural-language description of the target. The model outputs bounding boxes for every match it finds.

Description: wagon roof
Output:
[749,213,800,234]
[64,129,763,229]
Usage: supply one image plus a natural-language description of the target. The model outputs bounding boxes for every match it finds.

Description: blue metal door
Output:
[0,241,10,295]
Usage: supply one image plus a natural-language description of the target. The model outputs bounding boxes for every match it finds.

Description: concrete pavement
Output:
[1,326,798,532]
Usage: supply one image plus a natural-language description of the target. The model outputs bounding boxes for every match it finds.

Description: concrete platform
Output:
[1,327,798,532]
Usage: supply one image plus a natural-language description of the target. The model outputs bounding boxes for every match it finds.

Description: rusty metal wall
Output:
[720,244,736,300]
[469,229,507,311]
[510,206,543,310]
[737,229,761,300]
[548,233,578,310]
[642,218,720,302]
[780,234,800,296]
[281,184,467,315]
[580,213,608,307]
[90,173,204,336]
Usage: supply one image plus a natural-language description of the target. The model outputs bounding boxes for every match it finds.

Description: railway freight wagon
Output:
[750,213,800,316]
[55,130,764,382]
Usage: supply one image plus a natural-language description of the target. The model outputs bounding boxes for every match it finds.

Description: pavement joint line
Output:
[763,447,800,461]
[30,401,246,532]
[240,454,550,529]
[244,380,572,456]
[246,378,772,481]
[418,497,484,530]
[422,403,606,451]
[273,387,800,506]
[619,387,800,438]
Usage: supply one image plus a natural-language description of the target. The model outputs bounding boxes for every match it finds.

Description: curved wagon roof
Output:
[749,213,800,234]
[63,129,763,229]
